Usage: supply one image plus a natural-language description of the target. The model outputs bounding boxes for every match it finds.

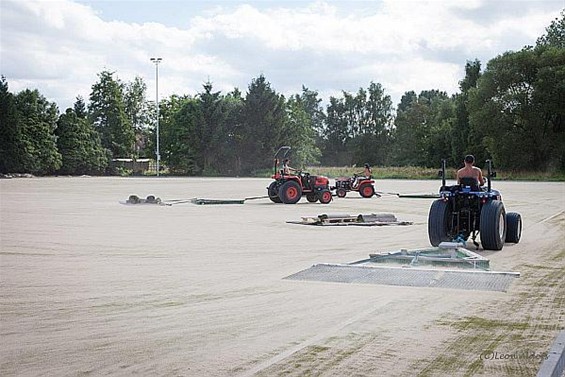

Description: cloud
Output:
[0,0,561,111]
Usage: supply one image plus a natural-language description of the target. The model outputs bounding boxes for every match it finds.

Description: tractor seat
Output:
[300,173,311,188]
[308,175,316,186]
[459,177,480,191]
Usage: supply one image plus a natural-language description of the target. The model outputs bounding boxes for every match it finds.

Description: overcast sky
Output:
[1,0,563,111]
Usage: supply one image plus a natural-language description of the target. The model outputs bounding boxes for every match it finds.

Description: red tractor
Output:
[267,147,333,204]
[333,174,376,198]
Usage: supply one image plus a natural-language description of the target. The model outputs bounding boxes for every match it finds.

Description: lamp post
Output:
[150,57,162,176]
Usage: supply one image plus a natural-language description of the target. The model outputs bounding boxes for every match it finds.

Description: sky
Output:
[1,0,563,111]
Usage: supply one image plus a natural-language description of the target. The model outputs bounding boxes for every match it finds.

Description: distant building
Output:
[111,158,151,175]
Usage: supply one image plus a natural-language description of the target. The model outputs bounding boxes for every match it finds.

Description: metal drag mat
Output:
[284,263,519,292]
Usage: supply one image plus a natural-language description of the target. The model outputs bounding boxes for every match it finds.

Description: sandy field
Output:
[1,177,564,376]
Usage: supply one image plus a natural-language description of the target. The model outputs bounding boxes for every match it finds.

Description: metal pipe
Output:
[441,159,446,188]
[486,159,492,192]
[150,57,162,176]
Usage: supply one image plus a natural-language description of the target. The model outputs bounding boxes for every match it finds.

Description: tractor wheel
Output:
[480,200,506,251]
[318,189,333,204]
[505,212,522,243]
[359,183,375,198]
[428,199,451,246]
[268,182,282,203]
[306,193,318,202]
[336,188,347,198]
[279,181,302,204]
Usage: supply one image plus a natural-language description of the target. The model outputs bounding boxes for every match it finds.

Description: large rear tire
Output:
[358,183,375,198]
[428,199,451,246]
[505,212,522,243]
[268,182,282,203]
[480,200,506,250]
[279,181,302,204]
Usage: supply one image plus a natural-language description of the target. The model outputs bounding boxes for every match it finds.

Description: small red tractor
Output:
[267,146,333,204]
[332,174,376,198]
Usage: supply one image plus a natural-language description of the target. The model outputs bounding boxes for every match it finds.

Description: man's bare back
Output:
[456,155,485,186]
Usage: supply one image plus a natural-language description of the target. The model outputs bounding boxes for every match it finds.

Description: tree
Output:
[56,101,108,175]
[393,91,424,166]
[159,95,197,175]
[536,10,565,48]
[321,82,393,166]
[535,10,565,169]
[452,60,484,164]
[158,84,244,176]
[221,89,244,175]
[393,90,455,167]
[124,76,152,158]
[322,95,351,165]
[293,86,325,167]
[88,70,134,158]
[533,47,565,170]
[74,95,87,118]
[425,94,456,167]
[298,86,325,137]
[469,46,565,171]
[285,95,321,168]
[13,89,62,174]
[193,81,233,175]
[0,76,25,173]
[238,75,287,174]
[351,82,394,166]
[124,76,149,131]
[466,11,565,171]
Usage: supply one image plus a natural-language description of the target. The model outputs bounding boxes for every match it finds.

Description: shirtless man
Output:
[282,158,296,175]
[362,163,372,179]
[353,163,372,188]
[457,155,485,186]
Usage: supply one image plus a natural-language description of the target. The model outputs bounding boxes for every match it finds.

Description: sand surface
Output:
[1,177,563,376]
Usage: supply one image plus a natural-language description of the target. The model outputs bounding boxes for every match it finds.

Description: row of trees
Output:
[1,12,563,176]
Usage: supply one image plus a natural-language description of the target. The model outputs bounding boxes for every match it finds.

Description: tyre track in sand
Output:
[237,209,565,377]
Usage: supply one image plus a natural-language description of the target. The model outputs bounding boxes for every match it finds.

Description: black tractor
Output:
[428,159,522,250]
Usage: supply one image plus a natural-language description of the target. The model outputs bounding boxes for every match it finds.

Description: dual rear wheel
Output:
[478,202,522,249]
[480,200,506,250]
[427,199,521,250]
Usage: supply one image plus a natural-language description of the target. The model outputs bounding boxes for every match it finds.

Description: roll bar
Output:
[485,159,496,192]
[439,159,446,188]
[438,158,496,192]
[273,146,291,175]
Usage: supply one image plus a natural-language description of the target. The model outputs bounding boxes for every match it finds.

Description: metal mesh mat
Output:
[284,264,519,292]
[191,198,245,205]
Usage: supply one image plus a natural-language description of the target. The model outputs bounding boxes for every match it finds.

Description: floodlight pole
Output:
[150,57,162,176]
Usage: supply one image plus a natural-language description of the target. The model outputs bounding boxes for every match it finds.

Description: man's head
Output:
[464,155,475,165]
[364,163,370,168]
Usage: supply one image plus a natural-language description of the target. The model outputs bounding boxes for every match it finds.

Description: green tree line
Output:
[1,12,563,176]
